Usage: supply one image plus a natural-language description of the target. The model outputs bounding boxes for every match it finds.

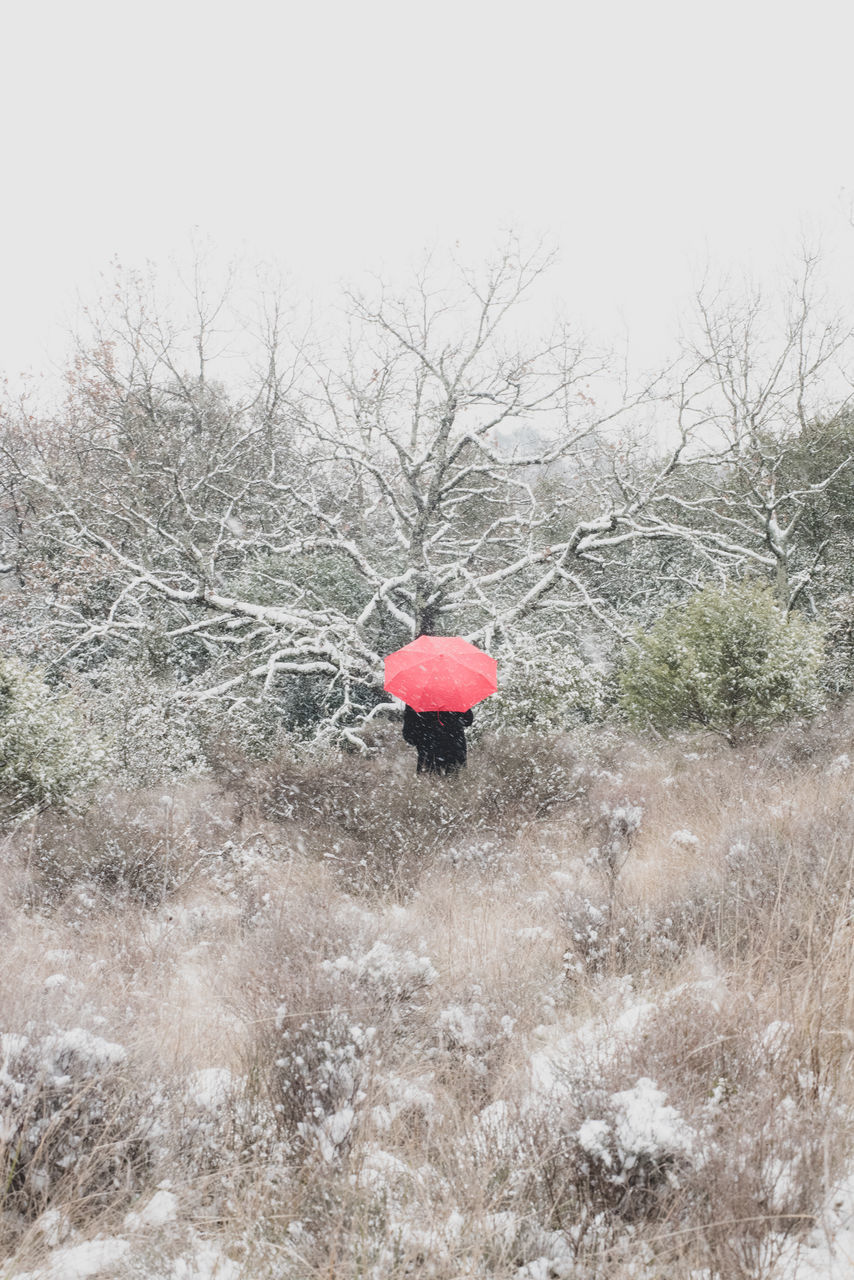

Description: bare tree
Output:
[648,252,854,610]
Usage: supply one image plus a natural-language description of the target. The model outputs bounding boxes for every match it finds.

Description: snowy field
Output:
[3,722,854,1278]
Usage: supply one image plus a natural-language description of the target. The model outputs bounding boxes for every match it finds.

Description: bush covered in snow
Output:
[19,792,218,908]
[262,1007,377,1164]
[560,1075,697,1224]
[74,662,207,787]
[479,634,608,734]
[0,656,103,825]
[0,1027,152,1229]
[821,592,854,698]
[322,940,437,1010]
[75,659,302,787]
[619,581,824,743]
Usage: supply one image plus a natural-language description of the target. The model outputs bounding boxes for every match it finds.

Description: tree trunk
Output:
[775,553,789,609]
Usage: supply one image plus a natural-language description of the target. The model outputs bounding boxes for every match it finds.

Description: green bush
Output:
[618,582,823,743]
[0,656,103,823]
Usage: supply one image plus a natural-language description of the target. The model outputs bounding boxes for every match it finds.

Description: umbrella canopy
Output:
[384,635,497,713]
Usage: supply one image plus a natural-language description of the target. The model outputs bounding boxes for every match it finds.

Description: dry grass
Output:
[2,720,854,1276]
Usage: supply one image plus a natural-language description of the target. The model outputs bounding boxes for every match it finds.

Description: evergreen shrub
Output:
[618,582,823,743]
[0,656,103,823]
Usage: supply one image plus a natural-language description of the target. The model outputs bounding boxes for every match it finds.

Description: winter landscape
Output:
[4,4,854,1277]
[3,716,854,1280]
[4,234,854,1278]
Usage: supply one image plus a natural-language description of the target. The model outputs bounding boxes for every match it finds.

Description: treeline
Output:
[2,239,854,785]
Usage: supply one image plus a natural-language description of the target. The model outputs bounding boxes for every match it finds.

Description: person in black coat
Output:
[402,706,474,775]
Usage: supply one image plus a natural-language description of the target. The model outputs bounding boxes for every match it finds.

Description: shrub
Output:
[821,592,854,698]
[479,634,607,734]
[0,1026,153,1232]
[265,1007,377,1163]
[242,910,391,1167]
[18,791,220,909]
[0,656,103,825]
[226,733,585,896]
[72,661,206,787]
[618,582,823,743]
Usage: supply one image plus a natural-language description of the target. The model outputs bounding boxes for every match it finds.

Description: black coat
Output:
[402,706,474,774]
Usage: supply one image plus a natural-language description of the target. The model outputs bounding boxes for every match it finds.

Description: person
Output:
[402,705,474,775]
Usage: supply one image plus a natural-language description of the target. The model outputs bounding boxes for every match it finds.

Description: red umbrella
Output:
[384,635,497,713]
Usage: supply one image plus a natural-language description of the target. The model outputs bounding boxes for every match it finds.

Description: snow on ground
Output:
[6,746,854,1278]
[12,1237,130,1280]
[528,993,656,1096]
[774,1172,854,1279]
[11,1157,854,1280]
[123,1188,179,1230]
[10,1230,241,1280]
[186,1067,234,1110]
[170,1238,242,1280]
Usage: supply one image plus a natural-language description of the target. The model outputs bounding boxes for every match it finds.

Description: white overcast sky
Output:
[2,0,853,391]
